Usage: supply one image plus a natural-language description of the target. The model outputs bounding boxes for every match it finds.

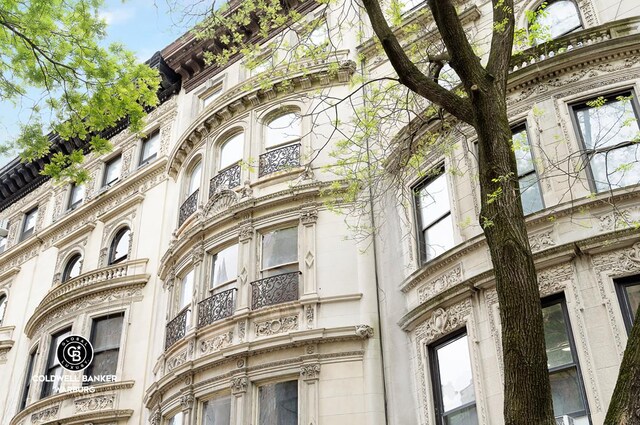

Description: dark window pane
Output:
[20,350,37,409]
[92,316,123,350]
[68,184,85,209]
[110,228,130,264]
[21,208,38,239]
[203,396,232,425]
[625,284,640,325]
[42,328,70,397]
[542,303,574,369]
[87,350,118,378]
[212,245,238,288]
[62,254,82,282]
[0,294,6,324]
[550,368,586,417]
[519,173,544,215]
[259,380,298,425]
[262,227,298,271]
[444,404,478,425]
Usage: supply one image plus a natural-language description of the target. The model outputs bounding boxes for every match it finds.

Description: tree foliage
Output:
[0,0,160,182]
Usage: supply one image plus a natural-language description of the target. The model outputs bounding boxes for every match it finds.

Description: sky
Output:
[0,0,198,168]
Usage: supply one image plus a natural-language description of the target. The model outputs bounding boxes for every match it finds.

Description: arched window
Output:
[61,254,82,282]
[0,294,6,325]
[266,112,301,149]
[532,0,582,41]
[109,227,131,265]
[219,133,244,170]
[187,160,202,197]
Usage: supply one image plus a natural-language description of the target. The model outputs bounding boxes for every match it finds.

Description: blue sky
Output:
[0,0,196,167]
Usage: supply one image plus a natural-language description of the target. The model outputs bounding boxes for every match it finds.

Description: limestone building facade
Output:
[0,0,639,425]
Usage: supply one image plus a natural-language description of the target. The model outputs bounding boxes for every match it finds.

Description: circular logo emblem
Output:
[57,335,93,371]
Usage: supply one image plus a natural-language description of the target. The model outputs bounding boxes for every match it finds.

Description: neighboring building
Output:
[0,1,639,425]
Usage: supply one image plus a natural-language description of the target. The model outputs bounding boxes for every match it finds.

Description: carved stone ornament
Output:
[231,377,248,394]
[418,265,463,303]
[192,242,205,266]
[238,224,253,243]
[149,408,161,425]
[200,331,233,354]
[538,263,573,297]
[414,299,472,345]
[299,208,318,225]
[181,394,195,410]
[305,305,314,329]
[236,359,245,368]
[240,180,253,198]
[74,394,115,413]
[355,324,374,339]
[166,349,188,372]
[528,229,555,252]
[31,405,60,423]
[205,190,238,216]
[300,363,321,380]
[255,315,299,337]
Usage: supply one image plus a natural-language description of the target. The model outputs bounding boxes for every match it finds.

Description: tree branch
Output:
[486,0,515,86]
[361,0,474,125]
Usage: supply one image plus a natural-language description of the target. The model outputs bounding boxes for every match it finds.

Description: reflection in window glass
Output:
[109,228,130,264]
[168,412,184,425]
[615,276,640,334]
[430,332,477,425]
[180,270,194,311]
[0,294,6,325]
[42,328,71,398]
[188,161,202,196]
[533,0,582,41]
[20,349,37,409]
[61,254,82,282]
[103,155,122,187]
[415,169,454,262]
[212,245,238,289]
[68,184,85,210]
[21,208,38,240]
[140,131,160,165]
[219,133,244,170]
[512,126,544,215]
[259,380,298,425]
[266,113,301,148]
[573,94,640,192]
[0,235,6,253]
[262,227,298,277]
[203,85,222,108]
[203,396,231,425]
[84,314,123,381]
[438,64,460,90]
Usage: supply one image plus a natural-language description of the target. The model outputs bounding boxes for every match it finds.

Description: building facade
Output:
[0,0,639,425]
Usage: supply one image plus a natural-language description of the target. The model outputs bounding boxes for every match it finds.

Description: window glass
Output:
[140,131,160,165]
[266,113,301,148]
[219,133,244,170]
[624,284,640,325]
[20,349,37,409]
[21,208,38,240]
[512,127,544,215]
[259,380,298,425]
[61,254,82,282]
[423,214,455,262]
[188,161,202,196]
[202,396,232,425]
[416,169,454,262]
[0,294,6,325]
[262,227,298,274]
[85,314,123,380]
[68,184,85,210]
[103,155,122,187]
[543,303,574,369]
[519,171,544,215]
[212,245,238,289]
[109,228,130,264]
[573,94,640,192]
[168,412,184,425]
[615,277,640,334]
[438,64,460,90]
[0,235,6,253]
[431,333,477,425]
[42,328,71,398]
[534,1,582,41]
[180,270,194,311]
[203,85,222,108]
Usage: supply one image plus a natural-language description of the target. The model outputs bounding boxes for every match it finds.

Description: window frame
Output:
[108,227,131,265]
[41,327,72,399]
[256,379,300,425]
[200,393,232,425]
[511,123,545,215]
[0,292,7,325]
[614,275,640,334]
[186,159,202,199]
[139,130,160,166]
[20,346,38,410]
[61,253,83,283]
[201,83,223,109]
[217,131,244,172]
[102,154,123,188]
[83,312,124,384]
[569,90,640,193]
[264,111,302,150]
[20,207,38,241]
[67,183,85,211]
[531,0,583,42]
[210,243,239,293]
[260,226,299,278]
[413,165,454,264]
[428,328,478,425]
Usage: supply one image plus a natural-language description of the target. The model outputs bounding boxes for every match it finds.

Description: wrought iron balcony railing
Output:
[165,308,189,350]
[209,164,241,196]
[178,189,199,227]
[258,143,301,177]
[197,288,236,328]
[250,271,300,310]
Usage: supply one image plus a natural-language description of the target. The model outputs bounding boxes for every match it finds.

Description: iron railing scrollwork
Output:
[197,288,236,328]
[209,164,241,196]
[250,271,300,310]
[178,189,199,227]
[165,308,189,350]
[258,143,301,177]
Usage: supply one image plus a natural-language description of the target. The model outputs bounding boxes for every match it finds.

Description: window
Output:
[168,412,184,425]
[572,93,640,192]
[178,270,194,323]
[0,234,6,254]
[108,227,131,265]
[512,125,544,215]
[41,327,71,398]
[438,64,460,90]
[139,131,160,166]
[532,0,582,42]
[202,84,222,108]
[219,133,244,170]
[84,313,124,382]
[266,113,301,149]
[429,331,477,425]
[102,155,122,187]
[0,293,6,325]
[415,167,454,262]
[68,184,85,210]
[61,254,82,283]
[20,207,38,241]
[188,160,202,197]
[211,244,238,290]
[202,396,232,425]
[20,348,37,410]
[542,297,589,422]
[615,275,640,334]
[258,380,298,425]
[262,227,298,278]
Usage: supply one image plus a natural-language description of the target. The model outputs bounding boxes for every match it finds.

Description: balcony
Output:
[197,288,236,328]
[209,164,241,195]
[250,271,300,310]
[165,308,189,350]
[258,143,301,177]
[178,189,199,227]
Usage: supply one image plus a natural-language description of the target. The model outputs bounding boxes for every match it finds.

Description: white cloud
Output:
[100,7,136,26]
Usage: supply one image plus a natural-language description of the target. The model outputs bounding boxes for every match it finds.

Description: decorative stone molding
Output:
[192,241,205,266]
[149,408,161,425]
[528,229,555,252]
[255,315,299,337]
[305,305,314,329]
[180,394,194,410]
[538,263,573,297]
[300,364,321,380]
[418,265,463,303]
[598,207,640,232]
[238,321,246,341]
[299,208,318,225]
[31,405,60,423]
[238,224,253,243]
[231,377,248,394]
[304,251,315,269]
[204,190,238,216]
[166,349,188,372]
[355,325,374,339]
[199,331,233,355]
[74,394,116,413]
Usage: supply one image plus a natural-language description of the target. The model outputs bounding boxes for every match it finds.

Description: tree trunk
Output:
[472,83,556,425]
[605,308,640,424]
